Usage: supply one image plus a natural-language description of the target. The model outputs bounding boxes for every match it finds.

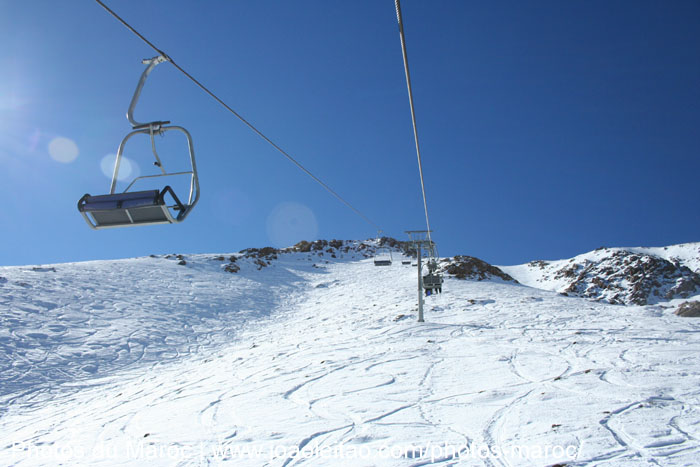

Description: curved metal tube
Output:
[127,55,169,128]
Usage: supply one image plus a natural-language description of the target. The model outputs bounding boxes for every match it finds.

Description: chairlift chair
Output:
[422,273,443,290]
[374,250,393,267]
[372,234,393,266]
[422,257,443,293]
[78,56,200,229]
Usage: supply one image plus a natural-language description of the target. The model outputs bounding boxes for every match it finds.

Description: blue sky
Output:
[1,0,698,267]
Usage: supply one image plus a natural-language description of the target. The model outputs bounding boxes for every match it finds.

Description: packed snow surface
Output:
[1,248,700,466]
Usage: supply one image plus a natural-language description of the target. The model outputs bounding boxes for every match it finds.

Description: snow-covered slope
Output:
[2,241,700,466]
[501,243,700,305]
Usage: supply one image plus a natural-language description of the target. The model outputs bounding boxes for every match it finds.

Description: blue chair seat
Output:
[78,187,185,229]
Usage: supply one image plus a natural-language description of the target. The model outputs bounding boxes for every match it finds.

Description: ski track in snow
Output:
[1,251,700,466]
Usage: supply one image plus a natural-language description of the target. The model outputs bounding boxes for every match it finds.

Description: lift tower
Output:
[405,230,438,322]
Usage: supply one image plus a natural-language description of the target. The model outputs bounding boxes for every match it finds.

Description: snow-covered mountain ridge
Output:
[1,240,700,466]
[149,239,700,306]
[501,242,700,305]
[131,239,700,308]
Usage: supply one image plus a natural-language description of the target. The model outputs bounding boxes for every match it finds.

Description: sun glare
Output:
[48,136,79,163]
[267,202,319,248]
[100,153,140,182]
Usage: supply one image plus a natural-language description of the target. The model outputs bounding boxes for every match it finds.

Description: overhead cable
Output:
[94,0,381,232]
[394,0,433,242]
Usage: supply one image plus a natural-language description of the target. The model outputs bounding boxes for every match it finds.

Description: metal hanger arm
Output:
[126,55,169,129]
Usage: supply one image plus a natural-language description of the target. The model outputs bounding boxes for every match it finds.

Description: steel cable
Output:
[394,0,433,243]
[94,0,381,232]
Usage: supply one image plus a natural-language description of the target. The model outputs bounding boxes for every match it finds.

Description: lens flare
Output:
[48,137,78,163]
[266,202,318,248]
[100,154,140,182]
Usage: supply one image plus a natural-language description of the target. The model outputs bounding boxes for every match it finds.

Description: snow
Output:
[499,243,700,303]
[626,243,700,273]
[2,248,700,466]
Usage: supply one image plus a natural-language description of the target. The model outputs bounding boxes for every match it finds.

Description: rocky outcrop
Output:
[439,256,517,282]
[676,301,700,317]
[504,246,700,306]
[559,251,699,305]
[210,238,412,273]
